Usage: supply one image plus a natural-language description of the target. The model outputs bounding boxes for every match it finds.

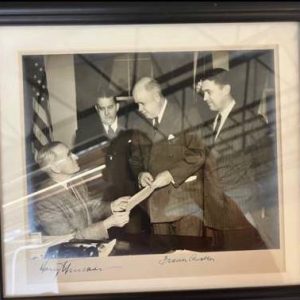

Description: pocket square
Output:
[168,134,175,141]
[184,175,197,183]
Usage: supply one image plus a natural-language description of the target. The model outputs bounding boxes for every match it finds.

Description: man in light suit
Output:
[197,68,276,249]
[34,142,130,239]
[130,77,206,237]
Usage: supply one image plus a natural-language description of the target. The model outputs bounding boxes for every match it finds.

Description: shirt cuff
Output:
[168,170,175,185]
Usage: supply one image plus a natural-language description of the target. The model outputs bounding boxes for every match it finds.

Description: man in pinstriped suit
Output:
[197,68,275,249]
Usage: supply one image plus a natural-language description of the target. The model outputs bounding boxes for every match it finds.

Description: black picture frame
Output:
[1,2,300,300]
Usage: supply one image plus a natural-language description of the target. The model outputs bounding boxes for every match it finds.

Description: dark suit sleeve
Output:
[129,130,149,178]
[169,129,206,187]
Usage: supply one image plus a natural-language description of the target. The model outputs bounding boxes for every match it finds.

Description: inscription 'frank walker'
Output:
[158,254,215,265]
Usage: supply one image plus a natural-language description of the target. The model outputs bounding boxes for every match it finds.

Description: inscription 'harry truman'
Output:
[158,254,215,265]
[40,260,102,277]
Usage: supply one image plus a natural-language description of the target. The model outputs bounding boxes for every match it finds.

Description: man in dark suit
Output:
[74,89,137,200]
[130,77,206,237]
[75,90,126,152]
[74,90,143,233]
[196,68,276,249]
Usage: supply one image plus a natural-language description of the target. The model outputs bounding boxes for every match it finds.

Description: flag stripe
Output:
[25,55,53,160]
[33,100,50,127]
[33,123,50,145]
[33,113,52,140]
[32,135,44,152]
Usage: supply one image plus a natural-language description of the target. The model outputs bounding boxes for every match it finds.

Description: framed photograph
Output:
[1,2,300,300]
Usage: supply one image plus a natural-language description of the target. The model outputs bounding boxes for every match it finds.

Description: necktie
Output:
[213,114,222,140]
[153,117,159,129]
[152,117,159,138]
[67,182,91,225]
[107,125,115,139]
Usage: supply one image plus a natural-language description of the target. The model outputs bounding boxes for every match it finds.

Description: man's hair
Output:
[96,87,117,103]
[201,68,232,87]
[133,77,162,98]
[36,141,63,168]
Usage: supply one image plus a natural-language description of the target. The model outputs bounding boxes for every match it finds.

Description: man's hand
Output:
[196,80,203,93]
[138,172,154,187]
[111,196,130,212]
[152,170,174,189]
[103,211,130,229]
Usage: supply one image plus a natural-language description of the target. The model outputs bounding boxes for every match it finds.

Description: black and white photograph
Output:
[23,49,279,257]
[1,20,299,298]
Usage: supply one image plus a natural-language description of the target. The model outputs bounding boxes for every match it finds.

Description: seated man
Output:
[33,141,130,240]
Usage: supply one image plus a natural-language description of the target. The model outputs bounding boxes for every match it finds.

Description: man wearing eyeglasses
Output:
[34,141,130,240]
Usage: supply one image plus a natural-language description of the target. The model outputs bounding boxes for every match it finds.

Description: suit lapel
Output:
[155,104,169,140]
[101,116,125,139]
[117,116,126,133]
[214,107,244,156]
[156,100,180,140]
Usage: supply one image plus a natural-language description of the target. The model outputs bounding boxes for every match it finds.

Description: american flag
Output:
[27,56,53,160]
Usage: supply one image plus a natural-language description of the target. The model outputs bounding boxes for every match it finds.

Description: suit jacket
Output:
[74,109,137,200]
[103,129,138,201]
[34,178,112,239]
[203,103,274,230]
[130,100,206,223]
[74,108,126,152]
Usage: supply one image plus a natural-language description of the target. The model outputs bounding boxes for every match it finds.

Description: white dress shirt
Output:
[213,99,236,140]
[103,117,118,135]
[153,99,167,125]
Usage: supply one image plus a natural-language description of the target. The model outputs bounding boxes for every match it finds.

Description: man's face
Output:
[201,79,229,112]
[52,144,80,175]
[134,88,160,119]
[96,97,119,126]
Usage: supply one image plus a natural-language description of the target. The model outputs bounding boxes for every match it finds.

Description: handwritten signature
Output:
[158,254,215,265]
[40,260,103,277]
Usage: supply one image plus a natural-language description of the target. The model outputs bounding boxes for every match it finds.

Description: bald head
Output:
[132,77,164,119]
[133,77,161,96]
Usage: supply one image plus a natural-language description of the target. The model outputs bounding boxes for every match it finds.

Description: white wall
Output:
[45,55,77,148]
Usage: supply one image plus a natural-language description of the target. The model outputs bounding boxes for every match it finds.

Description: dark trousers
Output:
[204,226,267,251]
[152,214,203,237]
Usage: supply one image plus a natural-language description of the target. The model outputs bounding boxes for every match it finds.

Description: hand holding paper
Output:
[138,172,154,187]
[111,196,130,212]
[152,170,174,189]
[126,185,155,212]
[103,211,130,228]
[126,171,174,212]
